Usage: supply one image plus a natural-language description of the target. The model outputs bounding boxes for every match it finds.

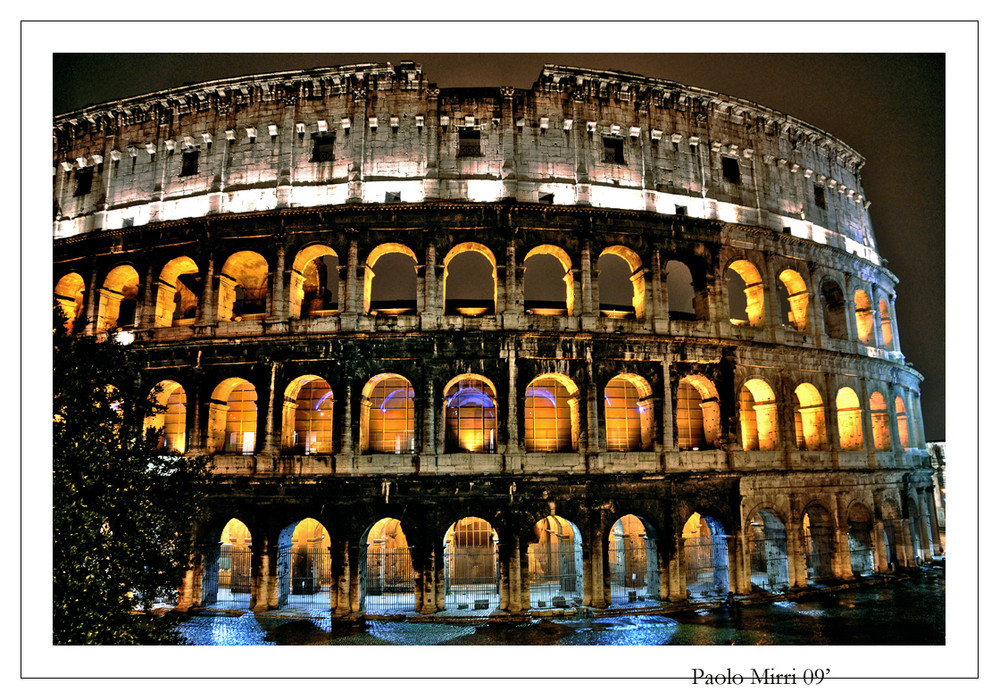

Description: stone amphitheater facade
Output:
[53,62,940,616]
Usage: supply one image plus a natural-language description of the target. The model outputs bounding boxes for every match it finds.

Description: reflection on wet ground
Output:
[174,567,944,646]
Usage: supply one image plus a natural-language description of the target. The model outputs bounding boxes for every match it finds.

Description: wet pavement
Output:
[174,567,944,646]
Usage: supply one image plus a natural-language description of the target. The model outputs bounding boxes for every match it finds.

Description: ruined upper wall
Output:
[52,62,878,263]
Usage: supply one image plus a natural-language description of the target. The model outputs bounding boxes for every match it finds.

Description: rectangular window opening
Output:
[74,167,93,197]
[721,155,741,184]
[180,150,199,177]
[603,136,625,165]
[457,127,482,157]
[814,184,827,209]
[311,133,335,162]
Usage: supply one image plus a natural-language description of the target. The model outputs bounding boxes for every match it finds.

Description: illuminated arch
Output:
[443,516,499,613]
[604,374,654,451]
[146,380,187,453]
[726,259,765,327]
[869,391,890,451]
[665,259,697,319]
[442,242,497,316]
[277,517,332,609]
[879,298,894,349]
[207,378,258,454]
[682,512,729,598]
[524,373,579,452]
[290,244,339,319]
[793,383,826,451]
[443,374,498,453]
[361,518,415,614]
[675,375,721,450]
[281,375,334,454]
[802,504,836,582]
[54,272,85,331]
[527,515,583,608]
[820,278,849,340]
[524,245,574,316]
[854,288,875,345]
[739,378,778,451]
[895,394,911,448]
[361,373,415,454]
[96,265,140,333]
[777,268,810,332]
[608,514,660,605]
[364,243,418,315]
[203,518,253,608]
[836,387,863,451]
[154,256,200,327]
[746,508,789,592]
[846,503,875,576]
[218,251,269,322]
[598,246,645,319]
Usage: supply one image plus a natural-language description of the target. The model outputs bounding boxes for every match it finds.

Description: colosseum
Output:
[52,61,942,618]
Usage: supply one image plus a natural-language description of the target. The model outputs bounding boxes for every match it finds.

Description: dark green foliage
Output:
[52,312,210,644]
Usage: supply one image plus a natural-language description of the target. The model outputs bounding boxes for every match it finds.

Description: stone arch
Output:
[360,373,415,454]
[777,268,810,332]
[524,244,573,316]
[802,502,836,582]
[793,382,827,451]
[836,386,864,451]
[527,515,584,609]
[207,377,258,454]
[54,272,85,331]
[289,243,339,319]
[364,242,418,315]
[675,374,721,450]
[739,378,778,451]
[597,245,645,319]
[604,373,654,451]
[664,259,697,320]
[726,258,765,327]
[846,502,875,576]
[146,379,187,453]
[854,287,875,345]
[869,391,891,451]
[360,517,416,614]
[276,517,332,609]
[202,517,253,609]
[442,242,497,316]
[524,373,580,452]
[746,506,790,592]
[879,297,894,348]
[443,373,499,453]
[154,256,200,327]
[218,251,269,322]
[608,513,660,606]
[443,516,500,613]
[281,375,334,454]
[820,278,849,340]
[682,512,730,598]
[895,394,911,448]
[96,264,140,333]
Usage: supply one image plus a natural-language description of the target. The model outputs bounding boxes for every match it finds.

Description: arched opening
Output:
[739,378,778,451]
[665,260,697,320]
[154,257,200,327]
[443,517,499,613]
[604,374,654,451]
[444,374,498,453]
[747,509,789,593]
[895,395,911,448]
[290,244,339,319]
[879,298,894,348]
[854,288,875,345]
[847,504,875,577]
[277,518,332,609]
[907,498,925,565]
[524,374,579,452]
[361,374,415,454]
[881,502,900,571]
[682,513,730,599]
[528,516,583,609]
[802,505,836,583]
[218,251,269,322]
[360,518,415,614]
[202,518,252,609]
[365,244,418,315]
[146,380,187,453]
[820,279,848,340]
[870,392,890,451]
[793,383,827,451]
[207,378,257,454]
[836,387,863,451]
[281,375,334,454]
[726,260,765,327]
[54,272,85,331]
[777,269,810,332]
[608,514,660,606]
[598,246,644,319]
[524,245,573,316]
[443,244,497,316]
[96,265,140,333]
[675,375,721,450]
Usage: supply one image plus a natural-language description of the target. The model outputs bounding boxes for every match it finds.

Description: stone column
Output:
[503,240,519,327]
[925,489,943,556]
[268,244,287,322]
[348,541,361,613]
[333,537,351,615]
[433,538,446,612]
[505,342,519,454]
[787,495,808,588]
[585,510,607,608]
[732,527,752,595]
[580,243,597,330]
[651,249,670,333]
[251,540,270,612]
[421,242,438,331]
[339,381,353,456]
[661,360,675,451]
[872,519,889,573]
[260,362,279,458]
[422,373,436,455]
[195,251,218,330]
[505,534,523,613]
[668,531,687,601]
[833,492,852,579]
[518,539,532,611]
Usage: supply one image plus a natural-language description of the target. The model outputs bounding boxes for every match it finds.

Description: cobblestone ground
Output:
[174,567,944,646]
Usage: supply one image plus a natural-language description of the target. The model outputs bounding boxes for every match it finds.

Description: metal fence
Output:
[202,543,252,608]
[803,524,836,582]
[362,543,415,614]
[444,544,500,613]
[684,535,730,598]
[609,537,659,605]
[277,544,332,609]
[748,527,789,592]
[528,539,583,609]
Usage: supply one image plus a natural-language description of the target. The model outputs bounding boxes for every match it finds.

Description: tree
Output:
[53,314,210,644]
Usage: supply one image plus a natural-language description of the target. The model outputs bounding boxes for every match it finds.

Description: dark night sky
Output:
[51,52,947,441]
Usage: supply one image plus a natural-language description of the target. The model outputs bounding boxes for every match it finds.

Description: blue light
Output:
[380,388,414,413]
[446,387,495,409]
[313,390,333,411]
[526,388,556,407]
